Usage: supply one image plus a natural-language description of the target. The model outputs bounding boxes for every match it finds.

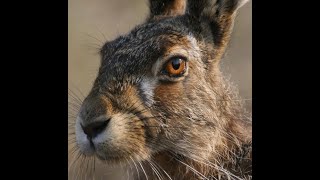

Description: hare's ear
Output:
[186,0,248,59]
[148,0,186,18]
[186,0,248,19]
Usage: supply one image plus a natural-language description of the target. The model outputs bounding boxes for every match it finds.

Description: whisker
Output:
[83,32,104,45]
[130,156,140,180]
[148,160,162,180]
[150,158,173,180]
[174,157,209,180]
[138,160,148,180]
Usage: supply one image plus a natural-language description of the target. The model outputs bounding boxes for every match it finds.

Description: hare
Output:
[70,0,252,179]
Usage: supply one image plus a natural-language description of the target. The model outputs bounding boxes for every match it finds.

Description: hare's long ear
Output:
[148,0,186,18]
[186,0,248,19]
[186,0,248,49]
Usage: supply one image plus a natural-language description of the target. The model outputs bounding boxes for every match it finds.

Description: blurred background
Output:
[68,0,251,179]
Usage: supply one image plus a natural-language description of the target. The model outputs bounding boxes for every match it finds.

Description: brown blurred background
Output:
[68,0,251,179]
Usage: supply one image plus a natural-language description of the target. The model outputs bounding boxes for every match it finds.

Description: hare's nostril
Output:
[81,118,110,139]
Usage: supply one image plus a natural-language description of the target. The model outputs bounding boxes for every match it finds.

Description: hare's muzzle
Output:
[75,90,152,162]
[75,94,113,156]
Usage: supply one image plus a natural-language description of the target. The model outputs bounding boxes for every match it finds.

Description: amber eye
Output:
[164,57,186,76]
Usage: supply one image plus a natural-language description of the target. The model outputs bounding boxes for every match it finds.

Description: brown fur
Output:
[71,0,252,179]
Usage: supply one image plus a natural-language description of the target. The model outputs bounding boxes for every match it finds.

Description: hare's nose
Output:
[81,119,110,139]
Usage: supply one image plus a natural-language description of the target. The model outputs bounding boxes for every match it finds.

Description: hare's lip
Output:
[78,144,95,156]
[95,153,107,160]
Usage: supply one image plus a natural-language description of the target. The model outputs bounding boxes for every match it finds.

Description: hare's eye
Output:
[163,57,186,76]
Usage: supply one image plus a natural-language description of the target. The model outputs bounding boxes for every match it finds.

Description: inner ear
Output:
[148,0,186,18]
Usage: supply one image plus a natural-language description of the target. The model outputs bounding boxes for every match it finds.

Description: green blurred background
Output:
[68,0,252,179]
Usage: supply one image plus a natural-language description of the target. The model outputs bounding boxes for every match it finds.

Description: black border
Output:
[2,1,68,178]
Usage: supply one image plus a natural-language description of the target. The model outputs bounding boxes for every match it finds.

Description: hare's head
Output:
[75,0,249,164]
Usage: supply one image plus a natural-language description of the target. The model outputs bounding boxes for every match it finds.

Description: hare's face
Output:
[75,0,248,164]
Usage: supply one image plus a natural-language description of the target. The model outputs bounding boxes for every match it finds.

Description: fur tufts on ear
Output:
[186,0,249,19]
[184,0,249,64]
[148,0,248,19]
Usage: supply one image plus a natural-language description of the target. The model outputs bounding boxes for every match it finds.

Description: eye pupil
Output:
[172,59,181,70]
[164,57,186,77]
